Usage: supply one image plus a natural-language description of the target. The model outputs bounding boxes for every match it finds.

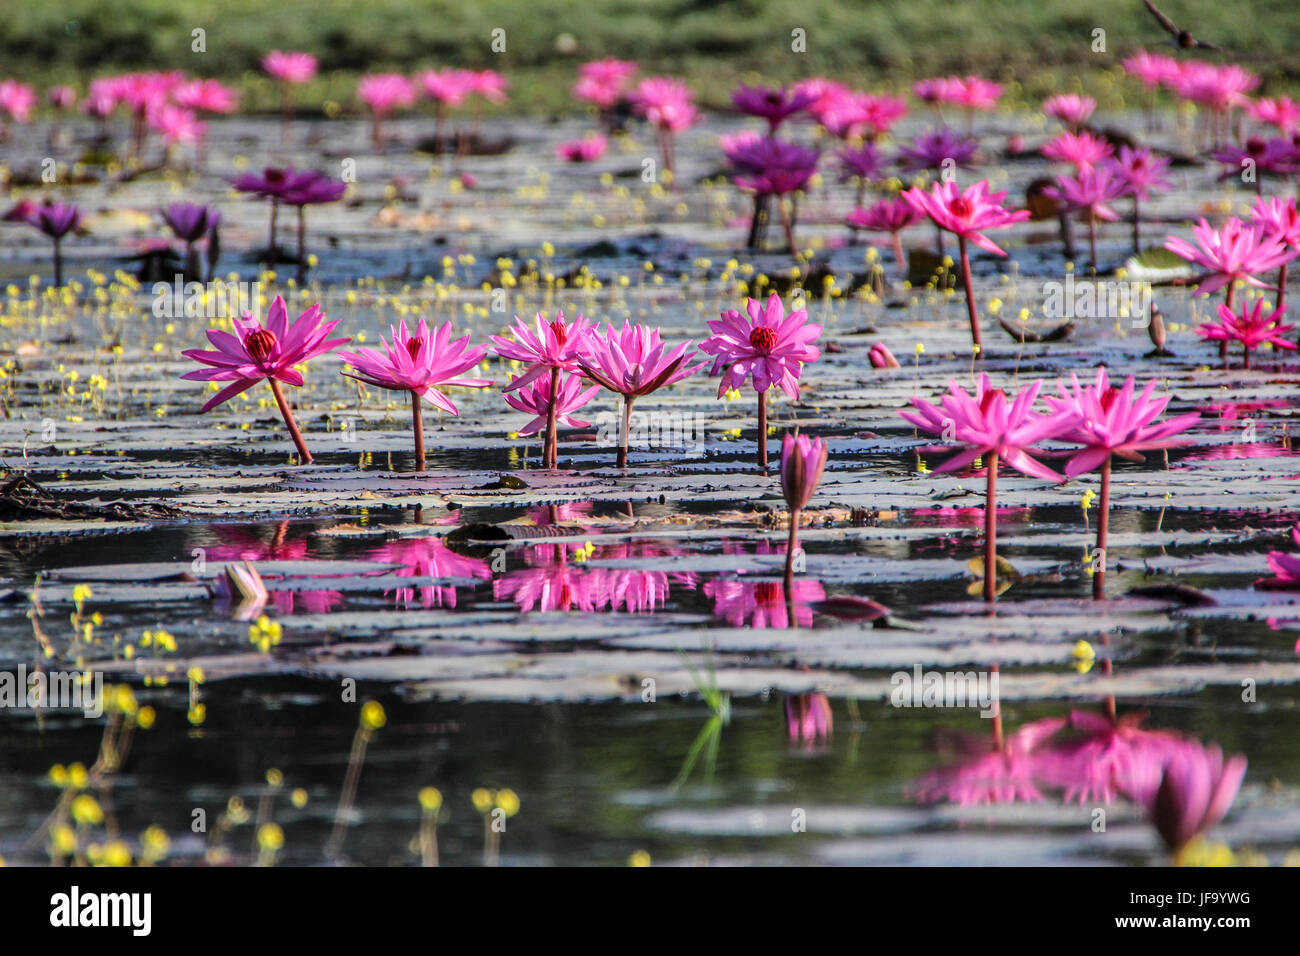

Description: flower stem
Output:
[958,235,983,355]
[1087,208,1098,275]
[52,237,62,288]
[1277,261,1288,313]
[784,506,800,595]
[296,206,307,285]
[617,395,633,469]
[892,233,905,272]
[984,451,998,603]
[410,390,425,471]
[545,366,560,469]
[757,389,769,471]
[267,200,279,267]
[1131,196,1141,255]
[1093,457,1110,600]
[1221,284,1234,362]
[267,378,312,465]
[778,195,797,257]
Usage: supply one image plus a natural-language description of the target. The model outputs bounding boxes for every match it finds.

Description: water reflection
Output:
[368,537,491,609]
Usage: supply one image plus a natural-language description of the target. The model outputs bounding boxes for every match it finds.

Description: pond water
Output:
[1,108,1299,866]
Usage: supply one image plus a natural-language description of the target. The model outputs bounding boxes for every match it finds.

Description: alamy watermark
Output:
[0,665,104,718]
[152,276,261,320]
[889,664,999,718]
[595,410,707,454]
[1041,275,1152,327]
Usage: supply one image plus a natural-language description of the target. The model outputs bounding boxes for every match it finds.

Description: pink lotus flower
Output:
[1122,49,1179,90]
[556,133,607,163]
[847,197,922,269]
[1258,524,1300,588]
[492,310,595,467]
[901,179,1030,350]
[572,58,637,110]
[868,342,900,368]
[418,68,475,107]
[731,83,816,132]
[1149,742,1247,858]
[1044,162,1127,271]
[633,77,697,179]
[703,293,822,400]
[1196,299,1297,368]
[950,76,1003,113]
[1046,367,1199,598]
[358,73,415,149]
[369,537,491,610]
[338,318,491,470]
[1164,217,1292,299]
[173,79,239,114]
[469,70,508,105]
[149,105,205,149]
[262,51,318,85]
[576,320,704,467]
[1043,93,1096,129]
[0,79,36,123]
[901,178,1028,258]
[1249,96,1300,135]
[182,295,349,463]
[902,375,1072,601]
[781,433,828,512]
[1114,146,1173,252]
[1047,368,1200,479]
[1251,196,1300,310]
[912,76,961,106]
[47,85,77,112]
[503,371,598,438]
[1041,129,1114,170]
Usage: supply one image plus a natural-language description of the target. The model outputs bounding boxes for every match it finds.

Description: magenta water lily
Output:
[182,295,349,464]
[701,293,822,469]
[338,318,491,471]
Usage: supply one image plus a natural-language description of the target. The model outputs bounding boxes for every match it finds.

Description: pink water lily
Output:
[901,179,1031,352]
[1044,162,1126,271]
[902,375,1072,601]
[576,320,704,468]
[1043,93,1096,130]
[503,371,599,441]
[357,73,415,149]
[1196,299,1297,368]
[780,432,828,587]
[1149,742,1247,860]
[338,318,491,470]
[491,309,595,467]
[1114,146,1173,252]
[1164,217,1292,299]
[1045,367,1199,597]
[847,197,922,269]
[1041,129,1114,171]
[701,293,821,468]
[1258,524,1300,589]
[182,296,348,464]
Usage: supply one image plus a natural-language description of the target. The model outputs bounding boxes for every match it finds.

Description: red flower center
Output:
[1100,386,1121,413]
[550,320,568,346]
[406,336,425,359]
[749,326,778,352]
[754,581,782,603]
[949,197,973,219]
[244,329,277,362]
[1246,138,1267,156]
[264,167,286,186]
[979,388,1005,415]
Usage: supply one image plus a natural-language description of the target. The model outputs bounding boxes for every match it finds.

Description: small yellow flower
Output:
[628,850,651,867]
[52,824,78,856]
[102,840,132,867]
[419,787,443,813]
[257,823,285,852]
[291,788,309,809]
[496,789,520,817]
[71,794,104,826]
[360,700,386,731]
[471,788,495,813]
[1072,640,1096,674]
[137,706,156,730]
[141,826,170,863]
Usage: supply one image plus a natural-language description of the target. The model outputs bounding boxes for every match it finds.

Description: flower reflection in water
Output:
[368,537,491,610]
[493,540,697,614]
[910,716,1067,806]
[784,693,833,752]
[705,540,826,628]
[207,521,343,615]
